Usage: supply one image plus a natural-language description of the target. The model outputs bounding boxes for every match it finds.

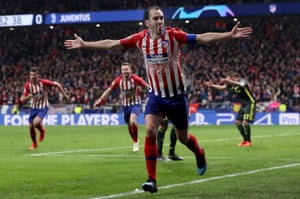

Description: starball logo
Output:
[171,5,235,19]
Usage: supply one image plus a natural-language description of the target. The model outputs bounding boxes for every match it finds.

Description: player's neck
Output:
[149,32,158,40]
[148,29,164,39]
[31,79,38,85]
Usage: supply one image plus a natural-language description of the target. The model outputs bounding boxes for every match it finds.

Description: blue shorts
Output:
[123,104,141,123]
[29,108,48,123]
[145,93,189,130]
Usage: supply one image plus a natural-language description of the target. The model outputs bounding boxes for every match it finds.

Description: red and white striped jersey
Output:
[109,74,148,107]
[120,27,191,98]
[22,79,56,109]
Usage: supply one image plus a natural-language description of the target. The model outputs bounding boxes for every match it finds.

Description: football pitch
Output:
[0,125,299,199]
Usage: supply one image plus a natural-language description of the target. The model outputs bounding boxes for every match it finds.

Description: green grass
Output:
[0,125,299,199]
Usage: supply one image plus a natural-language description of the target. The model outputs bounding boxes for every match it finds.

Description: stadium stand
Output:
[0,2,299,113]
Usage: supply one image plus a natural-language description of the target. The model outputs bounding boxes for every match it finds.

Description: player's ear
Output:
[145,20,150,27]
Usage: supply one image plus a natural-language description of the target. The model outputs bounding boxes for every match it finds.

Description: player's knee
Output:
[176,131,188,144]
[235,120,241,125]
[158,125,167,132]
[145,126,157,137]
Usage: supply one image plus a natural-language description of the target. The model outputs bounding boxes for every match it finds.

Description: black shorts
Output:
[236,103,256,123]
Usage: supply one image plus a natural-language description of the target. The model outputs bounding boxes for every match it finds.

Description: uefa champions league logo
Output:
[171,5,235,19]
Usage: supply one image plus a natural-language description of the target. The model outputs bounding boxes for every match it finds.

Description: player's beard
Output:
[123,74,129,80]
[156,25,163,35]
[31,77,38,84]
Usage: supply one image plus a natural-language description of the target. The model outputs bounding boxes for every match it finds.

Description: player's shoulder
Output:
[131,74,139,78]
[24,81,31,87]
[122,29,147,43]
[166,26,186,33]
[131,29,148,38]
[39,78,51,83]
[139,29,148,34]
[113,76,122,82]
[40,78,56,85]
[131,74,143,80]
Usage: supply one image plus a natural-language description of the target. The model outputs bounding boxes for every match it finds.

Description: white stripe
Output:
[157,72,166,97]
[156,38,167,97]
[149,63,158,95]
[143,38,158,96]
[157,38,163,54]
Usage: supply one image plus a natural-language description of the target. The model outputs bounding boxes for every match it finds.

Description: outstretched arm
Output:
[64,33,123,50]
[221,77,245,87]
[203,81,227,90]
[93,88,112,108]
[54,82,70,101]
[196,21,253,44]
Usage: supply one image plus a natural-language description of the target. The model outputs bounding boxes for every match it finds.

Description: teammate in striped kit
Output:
[20,67,69,150]
[93,62,149,152]
[64,6,253,193]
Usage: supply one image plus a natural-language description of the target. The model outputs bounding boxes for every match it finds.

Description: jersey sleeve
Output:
[171,27,197,44]
[40,79,56,87]
[109,77,121,90]
[120,30,147,49]
[132,74,148,88]
[22,82,30,97]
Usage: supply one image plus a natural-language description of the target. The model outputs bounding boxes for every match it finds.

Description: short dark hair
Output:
[121,62,131,68]
[30,66,39,73]
[226,71,238,77]
[144,6,161,20]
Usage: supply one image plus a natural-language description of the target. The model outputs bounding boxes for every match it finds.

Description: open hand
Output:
[64,33,84,49]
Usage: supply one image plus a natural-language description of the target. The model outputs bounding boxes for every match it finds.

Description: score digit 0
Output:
[35,14,43,25]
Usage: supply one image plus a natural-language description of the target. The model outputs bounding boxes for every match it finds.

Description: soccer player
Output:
[204,71,256,146]
[93,62,149,152]
[64,6,253,193]
[20,66,69,150]
[157,115,183,161]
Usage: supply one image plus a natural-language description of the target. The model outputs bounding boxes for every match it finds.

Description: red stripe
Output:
[161,34,169,95]
[153,38,158,54]
[177,64,184,91]
[168,34,177,94]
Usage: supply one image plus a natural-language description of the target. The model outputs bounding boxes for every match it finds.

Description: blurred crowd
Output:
[0,14,299,112]
[1,0,299,14]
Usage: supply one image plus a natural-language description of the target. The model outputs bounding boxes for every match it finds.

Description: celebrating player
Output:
[64,6,253,193]
[20,66,69,150]
[94,62,149,152]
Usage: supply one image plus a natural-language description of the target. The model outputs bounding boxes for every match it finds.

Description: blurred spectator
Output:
[0,15,299,112]
[2,1,298,14]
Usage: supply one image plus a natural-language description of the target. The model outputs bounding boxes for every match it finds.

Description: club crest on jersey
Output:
[162,40,169,49]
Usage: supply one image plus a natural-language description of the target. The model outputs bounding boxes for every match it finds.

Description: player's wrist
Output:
[96,98,106,106]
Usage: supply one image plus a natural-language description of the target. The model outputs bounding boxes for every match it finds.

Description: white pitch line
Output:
[201,132,300,143]
[86,154,143,158]
[29,132,300,157]
[89,162,300,199]
[29,146,131,156]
